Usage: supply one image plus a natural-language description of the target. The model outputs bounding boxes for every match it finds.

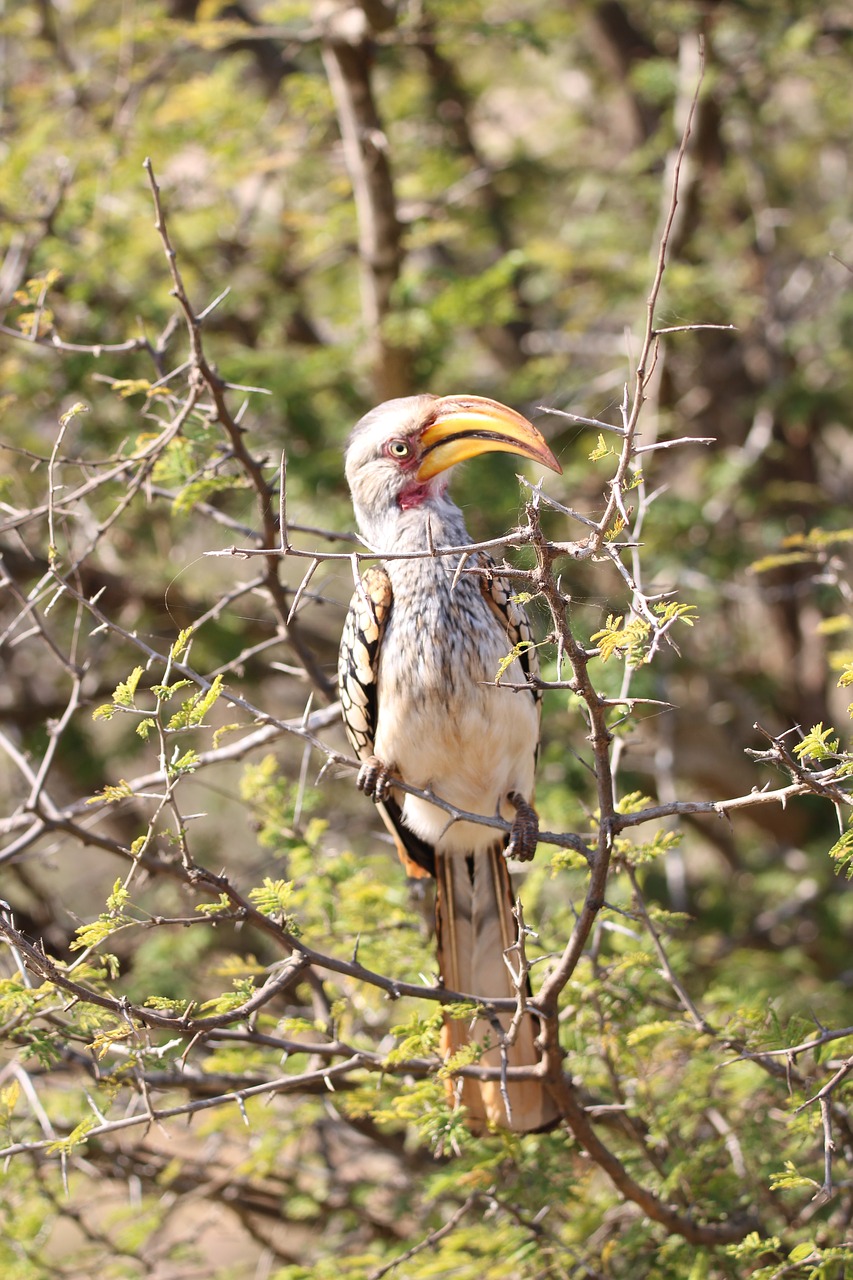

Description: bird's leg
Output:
[505,791,539,863]
[357,755,396,804]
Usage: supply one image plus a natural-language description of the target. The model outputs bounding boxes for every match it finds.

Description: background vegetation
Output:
[1,1,852,1276]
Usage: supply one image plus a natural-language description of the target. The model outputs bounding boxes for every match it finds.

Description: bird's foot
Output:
[506,791,539,863]
[357,755,396,804]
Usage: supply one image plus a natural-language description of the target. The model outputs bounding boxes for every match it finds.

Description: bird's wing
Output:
[339,565,435,879]
[476,554,541,706]
[338,565,392,760]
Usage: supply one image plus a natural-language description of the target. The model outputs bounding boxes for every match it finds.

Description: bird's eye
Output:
[387,439,410,459]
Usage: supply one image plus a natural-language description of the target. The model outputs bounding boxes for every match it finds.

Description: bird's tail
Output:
[435,846,560,1134]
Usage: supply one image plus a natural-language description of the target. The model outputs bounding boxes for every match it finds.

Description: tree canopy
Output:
[1,2,853,1277]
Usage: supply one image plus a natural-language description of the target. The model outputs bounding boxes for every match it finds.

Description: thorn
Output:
[450,552,469,593]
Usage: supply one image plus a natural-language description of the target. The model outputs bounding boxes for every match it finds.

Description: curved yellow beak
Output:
[416,395,562,481]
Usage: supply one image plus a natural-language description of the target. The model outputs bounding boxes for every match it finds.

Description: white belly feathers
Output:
[373,568,538,855]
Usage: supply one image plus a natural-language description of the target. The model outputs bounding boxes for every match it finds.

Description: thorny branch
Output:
[144,158,333,700]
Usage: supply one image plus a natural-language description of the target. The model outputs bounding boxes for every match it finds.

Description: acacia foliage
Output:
[1,2,853,1277]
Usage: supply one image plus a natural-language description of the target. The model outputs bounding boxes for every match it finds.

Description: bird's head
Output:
[345,393,561,546]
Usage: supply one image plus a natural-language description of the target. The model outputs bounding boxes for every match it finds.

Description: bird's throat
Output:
[398,481,432,511]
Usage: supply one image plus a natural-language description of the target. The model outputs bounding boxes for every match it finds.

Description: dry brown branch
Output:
[320,4,410,399]
[0,1057,366,1162]
[552,1073,759,1245]
[143,158,334,699]
[365,1194,480,1280]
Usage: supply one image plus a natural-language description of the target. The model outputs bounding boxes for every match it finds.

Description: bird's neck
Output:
[356,491,470,557]
[384,499,477,604]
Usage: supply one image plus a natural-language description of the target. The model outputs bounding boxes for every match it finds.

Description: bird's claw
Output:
[357,755,396,804]
[506,791,539,863]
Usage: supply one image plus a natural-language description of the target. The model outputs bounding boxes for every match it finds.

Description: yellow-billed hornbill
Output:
[339,394,561,1133]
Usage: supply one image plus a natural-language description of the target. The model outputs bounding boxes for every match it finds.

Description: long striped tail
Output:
[435,845,560,1134]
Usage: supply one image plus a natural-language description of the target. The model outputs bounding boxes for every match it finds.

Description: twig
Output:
[143,157,333,698]
[365,1195,479,1280]
[0,1058,366,1162]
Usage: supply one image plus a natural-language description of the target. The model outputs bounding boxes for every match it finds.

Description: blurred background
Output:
[1,2,853,1276]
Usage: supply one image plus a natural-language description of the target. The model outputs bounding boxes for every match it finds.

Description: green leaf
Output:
[172,474,243,515]
[46,1115,97,1154]
[112,666,145,708]
[169,747,200,775]
[769,1160,820,1192]
[90,1024,131,1059]
[195,894,233,916]
[150,679,194,699]
[59,400,90,427]
[750,550,816,573]
[615,790,654,814]
[108,378,159,399]
[166,674,224,730]
[590,614,651,665]
[144,995,191,1012]
[248,877,295,919]
[817,615,852,637]
[70,918,120,951]
[654,600,698,627]
[87,780,133,805]
[793,723,840,762]
[170,628,195,661]
[106,880,130,912]
[0,1079,21,1118]
[199,977,256,1015]
[828,826,853,878]
[494,639,534,683]
[626,1020,679,1046]
[385,1009,444,1064]
[589,432,617,462]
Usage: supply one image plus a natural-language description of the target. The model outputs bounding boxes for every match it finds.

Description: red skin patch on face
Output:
[399,481,431,510]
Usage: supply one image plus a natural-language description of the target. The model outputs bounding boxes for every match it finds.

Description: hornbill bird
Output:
[339,394,562,1133]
